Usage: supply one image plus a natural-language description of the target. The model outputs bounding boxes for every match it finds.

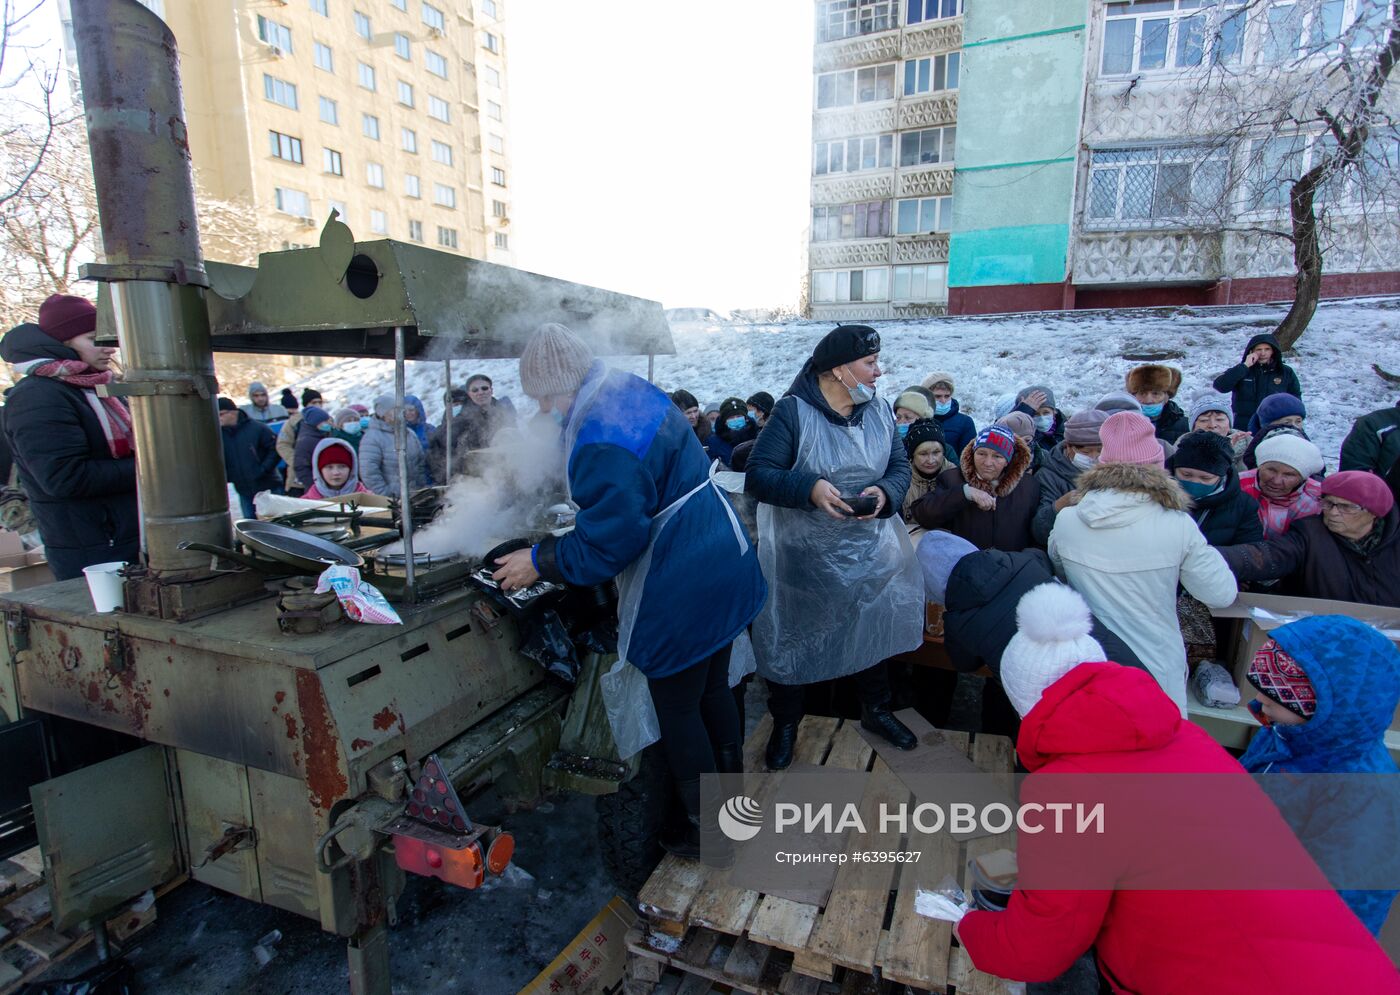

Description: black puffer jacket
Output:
[1221,508,1400,607]
[943,548,1146,676]
[1185,468,1265,547]
[221,410,281,497]
[1149,400,1190,443]
[1212,333,1303,431]
[0,324,138,578]
[1030,442,1083,545]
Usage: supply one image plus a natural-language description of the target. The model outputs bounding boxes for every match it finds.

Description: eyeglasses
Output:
[469,385,492,394]
[1321,500,1365,517]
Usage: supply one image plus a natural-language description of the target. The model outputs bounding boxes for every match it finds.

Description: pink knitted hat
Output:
[1099,412,1164,468]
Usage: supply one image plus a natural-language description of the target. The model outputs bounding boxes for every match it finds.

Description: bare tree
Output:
[0,0,73,209]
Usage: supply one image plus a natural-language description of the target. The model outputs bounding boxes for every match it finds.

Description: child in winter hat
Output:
[1098,412,1164,468]
[999,583,1107,717]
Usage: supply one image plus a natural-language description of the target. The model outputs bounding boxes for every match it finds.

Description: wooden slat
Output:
[637,857,711,934]
[819,722,873,773]
[879,821,960,989]
[961,735,1017,995]
[790,948,835,983]
[747,896,820,953]
[722,936,773,986]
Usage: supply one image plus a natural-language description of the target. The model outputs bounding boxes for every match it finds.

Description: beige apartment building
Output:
[60,0,514,264]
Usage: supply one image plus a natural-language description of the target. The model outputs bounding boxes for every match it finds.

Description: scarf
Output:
[1239,470,1321,539]
[1339,518,1387,559]
[16,358,134,458]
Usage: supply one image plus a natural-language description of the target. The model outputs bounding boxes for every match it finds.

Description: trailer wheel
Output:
[595,745,674,899]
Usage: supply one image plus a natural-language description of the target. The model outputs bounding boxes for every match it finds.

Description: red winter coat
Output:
[957,664,1399,993]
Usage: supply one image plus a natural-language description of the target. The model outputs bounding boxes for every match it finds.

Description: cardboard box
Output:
[0,560,53,592]
[519,895,636,995]
[1211,593,1400,732]
[0,532,27,569]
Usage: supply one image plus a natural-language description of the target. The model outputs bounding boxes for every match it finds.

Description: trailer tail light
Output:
[486,830,514,875]
[393,833,485,889]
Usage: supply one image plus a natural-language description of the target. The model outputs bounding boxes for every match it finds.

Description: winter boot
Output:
[861,704,917,751]
[661,777,734,868]
[714,742,744,775]
[765,721,800,771]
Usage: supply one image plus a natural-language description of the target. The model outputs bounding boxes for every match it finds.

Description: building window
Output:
[391,0,407,10]
[431,140,454,165]
[816,65,896,108]
[483,31,499,53]
[1101,1,1247,76]
[490,166,506,185]
[1257,0,1371,65]
[891,263,949,301]
[428,95,451,122]
[488,133,505,154]
[310,0,328,16]
[408,219,424,241]
[323,147,343,175]
[895,195,952,234]
[899,125,956,167]
[313,41,334,72]
[812,201,890,241]
[354,10,372,39]
[492,198,507,217]
[817,1,897,43]
[494,232,509,249]
[481,0,497,17]
[362,113,380,140]
[263,74,298,109]
[274,187,311,216]
[433,182,457,207]
[484,65,501,87]
[404,173,421,197]
[1085,145,1229,229]
[902,52,959,95]
[394,32,411,59]
[1244,132,1383,210]
[397,80,415,107]
[437,225,458,248]
[257,15,294,52]
[366,161,385,188]
[328,199,347,219]
[370,209,388,234]
[905,0,962,25]
[269,130,303,163]
[486,100,502,121]
[426,49,449,77]
[811,268,889,303]
[813,134,895,175]
[358,62,376,90]
[319,95,339,124]
[422,2,445,31]
[402,127,418,153]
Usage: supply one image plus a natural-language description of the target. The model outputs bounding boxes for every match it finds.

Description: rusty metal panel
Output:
[32,745,181,929]
[177,750,261,904]
[247,766,321,921]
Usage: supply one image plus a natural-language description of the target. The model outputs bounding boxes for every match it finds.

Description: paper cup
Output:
[82,561,127,613]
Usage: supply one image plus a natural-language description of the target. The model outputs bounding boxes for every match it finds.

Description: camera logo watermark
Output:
[718,795,764,842]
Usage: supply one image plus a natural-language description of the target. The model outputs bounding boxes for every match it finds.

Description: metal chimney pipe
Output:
[71,0,232,577]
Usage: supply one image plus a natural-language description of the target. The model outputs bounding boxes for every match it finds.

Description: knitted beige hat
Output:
[519,323,595,398]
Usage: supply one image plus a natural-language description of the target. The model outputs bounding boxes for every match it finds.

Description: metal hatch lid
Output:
[170,212,676,361]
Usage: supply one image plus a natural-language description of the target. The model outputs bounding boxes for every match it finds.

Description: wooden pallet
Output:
[632,714,1016,994]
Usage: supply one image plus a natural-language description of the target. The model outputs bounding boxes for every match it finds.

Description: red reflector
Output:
[486,832,514,875]
[393,834,484,889]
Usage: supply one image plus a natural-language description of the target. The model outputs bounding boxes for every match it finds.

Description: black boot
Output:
[861,704,917,751]
[661,777,734,868]
[765,721,799,770]
[714,742,743,775]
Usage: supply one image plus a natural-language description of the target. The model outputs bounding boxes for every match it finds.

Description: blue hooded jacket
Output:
[1239,615,1400,934]
[533,364,767,678]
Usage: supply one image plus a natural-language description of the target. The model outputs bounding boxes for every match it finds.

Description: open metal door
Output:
[31,744,182,929]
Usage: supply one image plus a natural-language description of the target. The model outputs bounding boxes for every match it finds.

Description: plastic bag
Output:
[1191,661,1241,709]
[599,658,660,760]
[315,565,403,624]
[914,873,972,923]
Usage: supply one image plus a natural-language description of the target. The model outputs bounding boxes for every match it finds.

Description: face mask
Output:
[1071,452,1098,471]
[934,401,952,416]
[360,416,371,430]
[1178,478,1222,500]
[550,409,565,427]
[725,416,748,432]
[847,382,875,404]
[1141,402,1165,418]
[318,421,333,432]
[452,404,464,417]
[1034,415,1054,433]
[341,421,362,436]
[897,423,909,438]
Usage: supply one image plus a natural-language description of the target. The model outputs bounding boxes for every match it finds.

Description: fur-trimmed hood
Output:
[960,435,1033,498]
[1071,462,1191,528]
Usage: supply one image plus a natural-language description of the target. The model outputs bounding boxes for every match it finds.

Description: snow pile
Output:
[285,297,1400,469]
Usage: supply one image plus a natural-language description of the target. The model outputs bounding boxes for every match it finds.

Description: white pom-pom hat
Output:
[999,583,1107,718]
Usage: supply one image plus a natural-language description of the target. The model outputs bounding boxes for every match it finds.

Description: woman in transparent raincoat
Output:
[746,325,926,770]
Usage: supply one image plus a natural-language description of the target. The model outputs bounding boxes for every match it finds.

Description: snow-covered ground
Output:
[286,297,1400,469]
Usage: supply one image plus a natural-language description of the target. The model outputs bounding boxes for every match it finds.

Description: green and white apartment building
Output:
[808,0,1400,319]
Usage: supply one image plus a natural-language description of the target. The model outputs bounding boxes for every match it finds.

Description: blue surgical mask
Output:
[847,382,875,405]
[550,409,565,426]
[1034,414,1054,433]
[1178,478,1222,500]
[934,401,952,416]
[725,416,748,432]
[1142,402,1165,418]
[897,422,909,438]
[341,420,362,436]
[1071,452,1098,471]
[318,420,333,432]
[360,416,371,429]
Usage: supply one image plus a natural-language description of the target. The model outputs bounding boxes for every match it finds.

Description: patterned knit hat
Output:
[1100,412,1164,467]
[1247,639,1317,718]
[1187,391,1233,429]
[904,417,944,459]
[520,322,595,397]
[973,425,1016,462]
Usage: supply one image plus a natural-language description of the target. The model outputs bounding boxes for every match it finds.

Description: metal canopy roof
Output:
[102,215,675,361]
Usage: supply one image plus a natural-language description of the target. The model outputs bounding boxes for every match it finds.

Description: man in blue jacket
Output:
[493,323,766,863]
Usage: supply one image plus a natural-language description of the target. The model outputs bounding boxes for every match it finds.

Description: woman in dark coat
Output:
[705,397,759,469]
[1168,432,1264,547]
[0,295,138,580]
[913,425,1040,552]
[1212,333,1302,431]
[218,398,282,519]
[293,406,335,492]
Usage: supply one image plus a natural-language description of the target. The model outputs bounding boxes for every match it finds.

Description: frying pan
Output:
[234,520,364,573]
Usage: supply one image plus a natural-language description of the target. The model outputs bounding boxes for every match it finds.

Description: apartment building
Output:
[807,0,965,322]
[60,0,514,264]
